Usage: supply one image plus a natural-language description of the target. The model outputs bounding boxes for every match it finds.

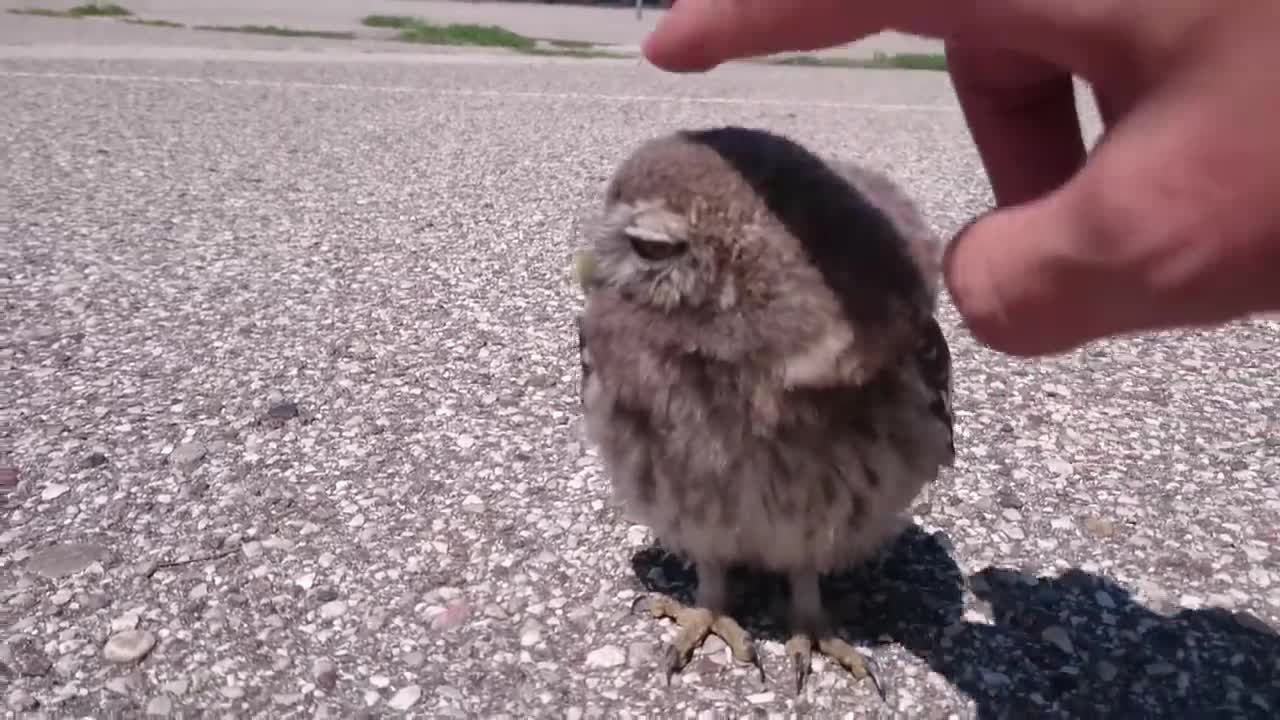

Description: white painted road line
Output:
[0,69,961,113]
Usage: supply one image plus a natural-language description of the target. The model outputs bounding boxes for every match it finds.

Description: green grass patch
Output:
[193,24,356,40]
[771,51,947,72]
[869,51,948,71]
[523,47,627,60]
[360,14,418,30]
[122,17,183,28]
[362,14,534,49]
[69,2,131,16]
[399,21,533,49]
[9,3,132,18]
[8,8,70,17]
[545,38,596,49]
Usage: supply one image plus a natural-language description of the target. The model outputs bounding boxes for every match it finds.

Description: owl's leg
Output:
[784,571,883,697]
[631,560,763,683]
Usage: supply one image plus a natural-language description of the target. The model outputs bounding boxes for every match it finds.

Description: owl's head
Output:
[577,126,938,385]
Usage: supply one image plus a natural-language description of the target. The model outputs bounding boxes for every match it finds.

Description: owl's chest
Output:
[584,381,921,572]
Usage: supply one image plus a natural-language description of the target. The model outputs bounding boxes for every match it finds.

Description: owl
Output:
[573,126,955,694]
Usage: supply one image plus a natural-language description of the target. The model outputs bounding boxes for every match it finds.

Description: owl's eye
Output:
[629,236,689,262]
[624,224,688,262]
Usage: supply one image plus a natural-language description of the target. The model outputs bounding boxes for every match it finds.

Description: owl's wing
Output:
[915,316,955,461]
[576,314,594,406]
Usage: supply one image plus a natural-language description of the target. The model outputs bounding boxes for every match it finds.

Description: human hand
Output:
[642,1,1280,356]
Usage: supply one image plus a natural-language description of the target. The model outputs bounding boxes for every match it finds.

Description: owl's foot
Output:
[784,631,884,699]
[631,594,764,684]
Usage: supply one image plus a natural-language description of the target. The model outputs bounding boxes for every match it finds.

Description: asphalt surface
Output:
[3,8,1279,720]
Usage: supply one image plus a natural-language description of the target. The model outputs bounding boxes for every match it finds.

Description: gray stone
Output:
[313,659,338,690]
[169,441,207,468]
[54,653,81,677]
[145,695,173,716]
[585,645,626,668]
[519,620,543,647]
[103,629,157,663]
[111,613,141,632]
[7,637,52,677]
[161,679,189,696]
[1083,516,1115,539]
[627,642,656,668]
[1046,457,1074,476]
[41,482,70,501]
[1041,626,1074,655]
[7,689,38,711]
[319,600,348,619]
[82,451,109,469]
[267,390,300,419]
[26,543,112,579]
[364,608,388,632]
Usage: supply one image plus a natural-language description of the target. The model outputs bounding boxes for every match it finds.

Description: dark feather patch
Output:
[576,314,592,404]
[678,126,928,336]
[916,317,955,455]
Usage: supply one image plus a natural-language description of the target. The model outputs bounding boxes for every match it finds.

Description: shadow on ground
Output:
[631,524,1280,719]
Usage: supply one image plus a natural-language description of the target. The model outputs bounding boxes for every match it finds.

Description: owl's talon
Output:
[629,594,653,616]
[749,650,767,683]
[784,630,883,698]
[855,648,887,701]
[714,612,766,682]
[663,644,687,685]
[632,593,758,682]
[784,633,813,695]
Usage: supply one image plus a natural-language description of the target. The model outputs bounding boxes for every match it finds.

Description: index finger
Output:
[642,0,1123,76]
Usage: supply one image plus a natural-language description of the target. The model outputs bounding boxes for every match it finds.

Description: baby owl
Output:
[573,126,955,694]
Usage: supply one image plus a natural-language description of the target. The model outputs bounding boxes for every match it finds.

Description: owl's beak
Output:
[572,251,595,293]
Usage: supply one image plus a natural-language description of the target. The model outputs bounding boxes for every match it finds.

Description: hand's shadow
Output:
[631,523,1280,718]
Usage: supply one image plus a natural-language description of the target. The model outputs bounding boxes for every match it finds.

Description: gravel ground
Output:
[3,13,1279,720]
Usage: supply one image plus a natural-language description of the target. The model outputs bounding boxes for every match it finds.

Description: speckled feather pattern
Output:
[576,126,955,579]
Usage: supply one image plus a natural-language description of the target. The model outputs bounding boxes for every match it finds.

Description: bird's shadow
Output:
[630,523,1280,718]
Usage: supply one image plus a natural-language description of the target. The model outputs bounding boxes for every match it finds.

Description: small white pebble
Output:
[387,685,422,710]
[584,645,626,668]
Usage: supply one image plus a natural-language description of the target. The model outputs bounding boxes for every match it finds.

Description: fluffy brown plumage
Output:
[575,126,954,693]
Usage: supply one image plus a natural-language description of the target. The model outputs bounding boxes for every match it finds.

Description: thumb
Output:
[942,194,1110,356]
[943,111,1195,357]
